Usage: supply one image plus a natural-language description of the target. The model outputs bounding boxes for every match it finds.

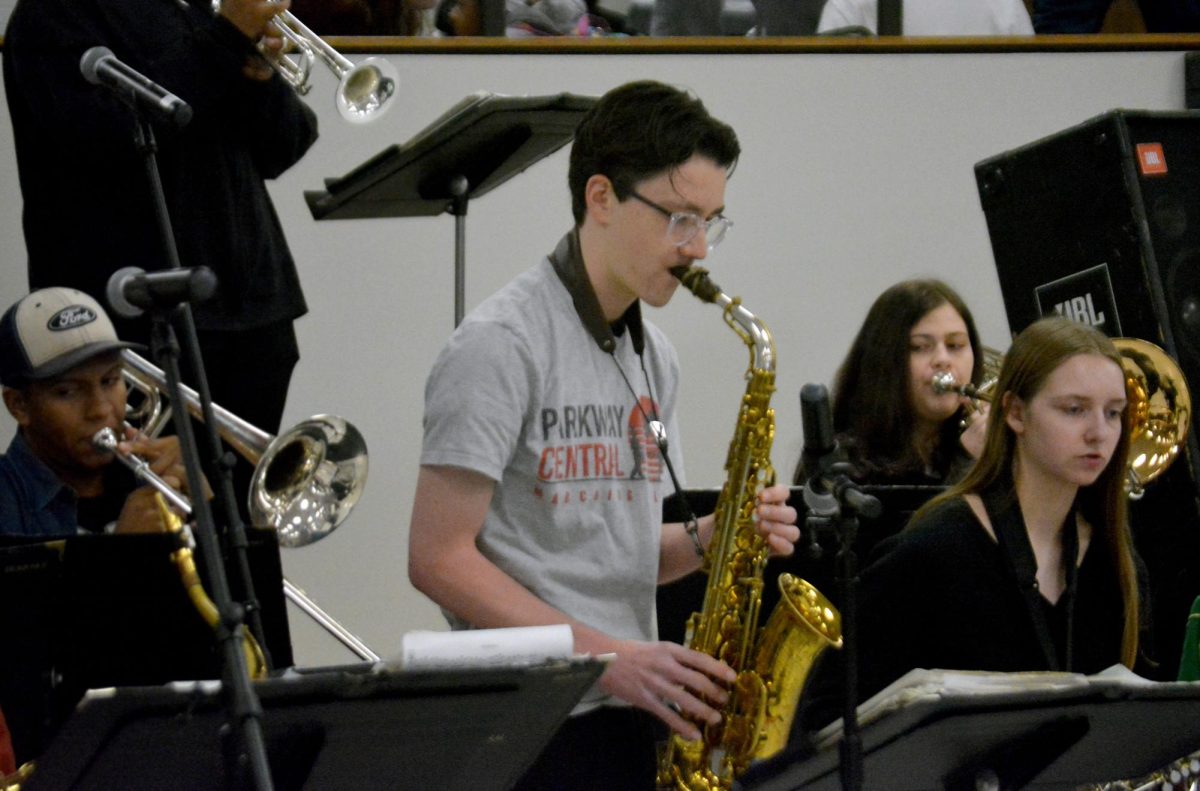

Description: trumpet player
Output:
[792,278,987,490]
[4,0,318,459]
[0,288,194,539]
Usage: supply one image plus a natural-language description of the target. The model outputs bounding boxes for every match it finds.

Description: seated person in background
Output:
[794,278,985,489]
[435,0,606,35]
[0,288,189,538]
[650,0,723,35]
[507,0,594,35]
[291,0,437,34]
[818,0,1034,34]
[1031,0,1200,33]
[797,316,1149,733]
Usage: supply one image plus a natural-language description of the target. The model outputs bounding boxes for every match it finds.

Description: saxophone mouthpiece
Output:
[672,265,721,304]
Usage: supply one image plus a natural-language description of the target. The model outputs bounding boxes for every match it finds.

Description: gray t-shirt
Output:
[420,254,683,659]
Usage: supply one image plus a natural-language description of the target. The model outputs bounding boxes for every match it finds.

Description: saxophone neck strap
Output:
[981,483,1079,672]
[548,228,645,356]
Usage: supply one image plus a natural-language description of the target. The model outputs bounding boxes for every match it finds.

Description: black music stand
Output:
[25,660,604,791]
[0,533,292,765]
[305,91,598,326]
[736,675,1200,790]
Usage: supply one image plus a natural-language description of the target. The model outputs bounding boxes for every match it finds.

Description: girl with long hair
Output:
[800,317,1145,730]
[794,279,984,487]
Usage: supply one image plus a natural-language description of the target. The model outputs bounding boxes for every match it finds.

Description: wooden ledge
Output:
[327,33,1200,55]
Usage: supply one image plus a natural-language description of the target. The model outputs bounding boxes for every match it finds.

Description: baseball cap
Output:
[0,288,139,387]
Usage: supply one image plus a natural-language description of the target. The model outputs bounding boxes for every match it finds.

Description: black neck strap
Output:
[981,483,1080,672]
[547,228,644,356]
[547,229,703,550]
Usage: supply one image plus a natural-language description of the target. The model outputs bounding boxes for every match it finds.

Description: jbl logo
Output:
[1053,293,1106,328]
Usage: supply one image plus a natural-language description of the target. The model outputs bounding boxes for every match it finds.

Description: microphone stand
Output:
[804,459,880,791]
[129,111,274,791]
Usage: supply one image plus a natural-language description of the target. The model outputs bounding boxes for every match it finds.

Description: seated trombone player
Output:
[0,287,194,539]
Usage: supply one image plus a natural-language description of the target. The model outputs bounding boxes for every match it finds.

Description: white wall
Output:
[0,49,1190,666]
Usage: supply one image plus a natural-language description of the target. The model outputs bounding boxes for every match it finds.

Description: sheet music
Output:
[393,624,575,670]
[814,666,1100,749]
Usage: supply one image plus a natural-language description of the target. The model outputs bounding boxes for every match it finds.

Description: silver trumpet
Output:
[212,0,398,123]
[931,371,989,402]
[930,346,1003,404]
[930,339,1192,501]
[114,350,379,661]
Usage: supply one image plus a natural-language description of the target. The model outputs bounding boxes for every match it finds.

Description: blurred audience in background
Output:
[290,0,1197,35]
[292,0,437,35]
[818,0,1034,34]
[1031,0,1200,32]
[434,0,615,36]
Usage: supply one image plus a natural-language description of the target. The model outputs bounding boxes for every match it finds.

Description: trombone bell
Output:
[252,416,368,547]
[120,351,368,547]
[1116,337,1192,499]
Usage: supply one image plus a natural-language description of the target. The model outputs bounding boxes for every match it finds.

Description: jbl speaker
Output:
[977,110,1200,452]
[976,109,1200,679]
[977,110,1200,353]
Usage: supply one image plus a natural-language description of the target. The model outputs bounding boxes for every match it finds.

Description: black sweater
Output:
[797,497,1129,732]
[4,0,317,335]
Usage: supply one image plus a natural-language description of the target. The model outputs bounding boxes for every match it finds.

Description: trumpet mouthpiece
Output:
[931,371,959,394]
[93,427,119,452]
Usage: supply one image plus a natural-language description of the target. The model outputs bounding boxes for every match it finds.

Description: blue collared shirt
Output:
[0,432,88,538]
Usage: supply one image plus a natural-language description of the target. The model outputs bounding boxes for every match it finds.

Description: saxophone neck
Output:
[673,265,775,373]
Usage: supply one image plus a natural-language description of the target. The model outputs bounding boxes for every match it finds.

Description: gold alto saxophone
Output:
[659,266,843,791]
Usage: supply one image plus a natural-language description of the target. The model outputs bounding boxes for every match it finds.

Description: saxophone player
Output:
[408,80,800,790]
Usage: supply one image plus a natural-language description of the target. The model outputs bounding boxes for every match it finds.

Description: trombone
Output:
[117,350,380,661]
[930,337,1192,500]
[212,0,398,124]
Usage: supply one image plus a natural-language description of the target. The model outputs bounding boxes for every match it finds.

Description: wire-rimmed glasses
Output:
[628,190,732,252]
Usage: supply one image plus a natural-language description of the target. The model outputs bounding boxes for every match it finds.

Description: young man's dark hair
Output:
[567,80,741,223]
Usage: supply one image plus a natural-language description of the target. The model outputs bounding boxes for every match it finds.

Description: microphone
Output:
[107,266,218,319]
[80,46,193,129]
[800,383,882,520]
[800,383,841,518]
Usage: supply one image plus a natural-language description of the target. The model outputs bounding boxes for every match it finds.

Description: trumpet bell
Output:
[336,57,398,124]
[251,415,368,548]
[1116,338,1192,499]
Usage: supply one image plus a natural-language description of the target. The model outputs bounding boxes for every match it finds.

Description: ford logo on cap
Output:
[47,305,98,331]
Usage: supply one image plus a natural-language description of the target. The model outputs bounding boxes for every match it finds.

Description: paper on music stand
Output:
[815,667,1092,750]
[396,624,574,670]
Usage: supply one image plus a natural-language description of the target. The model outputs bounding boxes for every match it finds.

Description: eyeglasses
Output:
[627,190,732,252]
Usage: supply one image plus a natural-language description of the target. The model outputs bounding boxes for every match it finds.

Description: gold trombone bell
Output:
[1118,337,1192,499]
[930,337,1191,500]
